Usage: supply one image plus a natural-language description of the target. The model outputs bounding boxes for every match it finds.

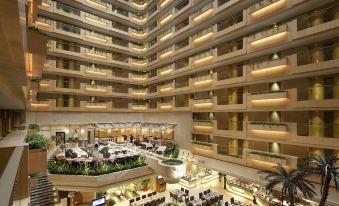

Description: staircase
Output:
[30,173,58,206]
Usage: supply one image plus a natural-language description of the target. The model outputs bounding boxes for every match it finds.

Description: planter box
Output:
[248,123,288,132]
[29,149,47,174]
[248,152,287,165]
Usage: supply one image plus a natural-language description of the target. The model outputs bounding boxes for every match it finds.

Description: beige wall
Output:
[27,112,192,150]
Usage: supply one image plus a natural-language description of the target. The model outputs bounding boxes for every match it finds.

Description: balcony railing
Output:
[297,85,337,101]
[84,30,108,42]
[297,123,339,138]
[297,4,339,31]
[56,81,80,89]
[56,22,80,35]
[55,61,80,71]
[56,2,81,16]
[85,66,108,75]
[297,44,339,66]
[217,39,243,56]
[84,13,109,26]
[84,48,109,59]
[217,145,243,158]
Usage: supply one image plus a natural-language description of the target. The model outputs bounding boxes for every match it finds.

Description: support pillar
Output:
[228,138,239,156]
[57,94,64,107]
[230,65,238,78]
[229,113,238,131]
[310,78,324,100]
[309,111,324,137]
[228,88,238,104]
[69,95,75,107]
[311,44,324,63]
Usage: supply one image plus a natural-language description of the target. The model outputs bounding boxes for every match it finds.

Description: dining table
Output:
[170,189,187,202]
[132,194,164,206]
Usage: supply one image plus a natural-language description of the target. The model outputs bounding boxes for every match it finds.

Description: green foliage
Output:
[107,199,115,206]
[29,123,40,131]
[47,158,147,176]
[96,191,106,198]
[25,133,49,150]
[192,141,212,147]
[171,145,179,158]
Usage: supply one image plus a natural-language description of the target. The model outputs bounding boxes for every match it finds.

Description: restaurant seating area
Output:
[129,192,165,206]
[170,188,228,206]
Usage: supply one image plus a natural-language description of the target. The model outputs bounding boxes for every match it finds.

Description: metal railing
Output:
[217,145,243,158]
[297,123,339,138]
[217,12,243,31]
[56,2,81,16]
[297,85,337,101]
[217,39,243,56]
[297,44,339,66]
[56,22,81,35]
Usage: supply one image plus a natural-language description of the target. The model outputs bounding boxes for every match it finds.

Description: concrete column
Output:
[334,75,339,99]
[57,60,63,69]
[80,192,96,205]
[334,111,339,138]
[228,88,238,104]
[332,42,339,59]
[57,76,64,88]
[228,138,239,156]
[69,77,75,89]
[310,13,323,27]
[334,6,339,19]
[69,95,75,107]
[231,65,238,78]
[310,78,324,100]
[309,147,324,157]
[311,45,324,63]
[309,111,324,137]
[57,94,64,107]
[69,60,75,70]
[229,113,238,131]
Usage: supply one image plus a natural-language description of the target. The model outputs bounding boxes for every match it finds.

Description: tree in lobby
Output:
[259,164,316,206]
[306,155,339,206]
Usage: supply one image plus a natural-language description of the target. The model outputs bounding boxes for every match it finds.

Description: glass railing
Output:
[57,100,80,107]
[112,54,129,62]
[55,61,81,71]
[85,84,108,90]
[297,85,337,101]
[84,30,108,41]
[159,47,173,56]
[217,145,243,158]
[192,50,214,62]
[112,22,129,32]
[114,70,129,78]
[113,87,129,93]
[86,66,108,74]
[193,74,213,83]
[175,80,189,88]
[217,121,243,131]
[37,16,51,25]
[217,12,243,31]
[159,83,174,90]
[297,44,339,66]
[56,2,80,16]
[175,99,189,107]
[192,141,213,147]
[218,39,244,56]
[250,89,286,95]
[193,27,213,40]
[158,64,173,74]
[297,123,339,138]
[114,102,129,109]
[131,13,147,20]
[87,0,109,8]
[55,41,81,52]
[248,0,280,14]
[175,59,189,69]
[56,22,81,35]
[297,4,339,31]
[112,38,129,47]
[113,7,129,17]
[84,13,109,25]
[216,67,243,81]
[175,18,189,32]
[248,24,287,43]
[217,93,244,105]
[218,0,230,7]
[85,48,109,58]
[175,0,189,12]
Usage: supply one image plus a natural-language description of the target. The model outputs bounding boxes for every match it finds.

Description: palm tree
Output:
[259,164,316,206]
[306,155,339,206]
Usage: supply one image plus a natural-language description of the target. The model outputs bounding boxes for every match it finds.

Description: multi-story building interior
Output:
[1,0,339,205]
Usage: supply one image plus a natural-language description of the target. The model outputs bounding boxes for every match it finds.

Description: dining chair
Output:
[136,196,141,201]
[190,196,194,201]
[181,187,185,192]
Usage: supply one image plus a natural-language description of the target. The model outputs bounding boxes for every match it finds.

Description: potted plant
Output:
[141,179,151,191]
[25,133,49,173]
[106,199,115,206]
[28,123,40,134]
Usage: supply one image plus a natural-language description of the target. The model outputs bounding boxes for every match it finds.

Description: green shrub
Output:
[29,123,40,131]
[171,145,179,158]
[25,133,49,149]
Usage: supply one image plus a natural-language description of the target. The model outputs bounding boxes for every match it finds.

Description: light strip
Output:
[132,106,147,110]
[31,103,49,107]
[36,21,50,27]
[85,87,107,92]
[160,0,171,8]
[85,70,107,76]
[160,87,173,92]
[85,52,107,59]
[160,32,173,42]
[132,92,147,95]
[250,130,288,138]
[86,0,108,9]
[160,69,173,76]
[193,79,213,86]
[251,98,288,107]
[193,55,213,65]
[193,102,213,108]
[250,32,287,47]
[250,64,287,76]
[160,105,173,109]
[85,105,107,109]
[85,34,107,42]
[132,77,147,81]
[193,32,213,44]
[251,0,286,19]
[39,83,50,88]
[160,14,173,25]
[85,16,108,26]
[42,2,51,7]
[193,125,213,130]
[193,9,213,22]
[160,50,173,59]
[133,62,147,66]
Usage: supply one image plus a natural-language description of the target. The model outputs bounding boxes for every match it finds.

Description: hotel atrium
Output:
[1,0,339,205]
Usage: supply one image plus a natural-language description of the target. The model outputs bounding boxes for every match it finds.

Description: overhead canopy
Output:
[94,122,175,131]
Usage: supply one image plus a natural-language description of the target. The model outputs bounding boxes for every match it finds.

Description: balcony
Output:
[83,30,110,45]
[248,0,288,22]
[129,73,148,83]
[84,13,109,29]
[248,90,289,108]
[84,66,109,77]
[213,120,246,139]
[296,44,339,74]
[247,24,289,51]
[191,141,215,154]
[214,94,246,111]
[83,101,109,111]
[84,84,109,93]
[247,56,291,80]
[174,99,190,111]
[296,123,339,148]
[130,88,148,97]
[247,121,296,140]
[130,43,147,53]
[30,100,52,111]
[130,28,147,39]
[295,85,339,109]
[159,28,174,42]
[192,98,214,110]
[159,64,174,76]
[159,47,174,60]
[295,4,339,39]
[159,11,173,26]
[192,121,214,134]
[192,74,213,89]
[192,27,214,45]
[192,4,214,24]
[83,48,110,60]
[55,2,81,19]
[160,0,172,9]
[159,83,174,94]
[245,149,298,170]
[130,103,148,111]
[192,50,215,68]
[217,39,245,61]
[131,13,147,25]
[216,10,245,37]
[85,0,110,12]
[130,58,148,69]
[131,0,147,10]
[158,101,173,111]
[213,66,246,87]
